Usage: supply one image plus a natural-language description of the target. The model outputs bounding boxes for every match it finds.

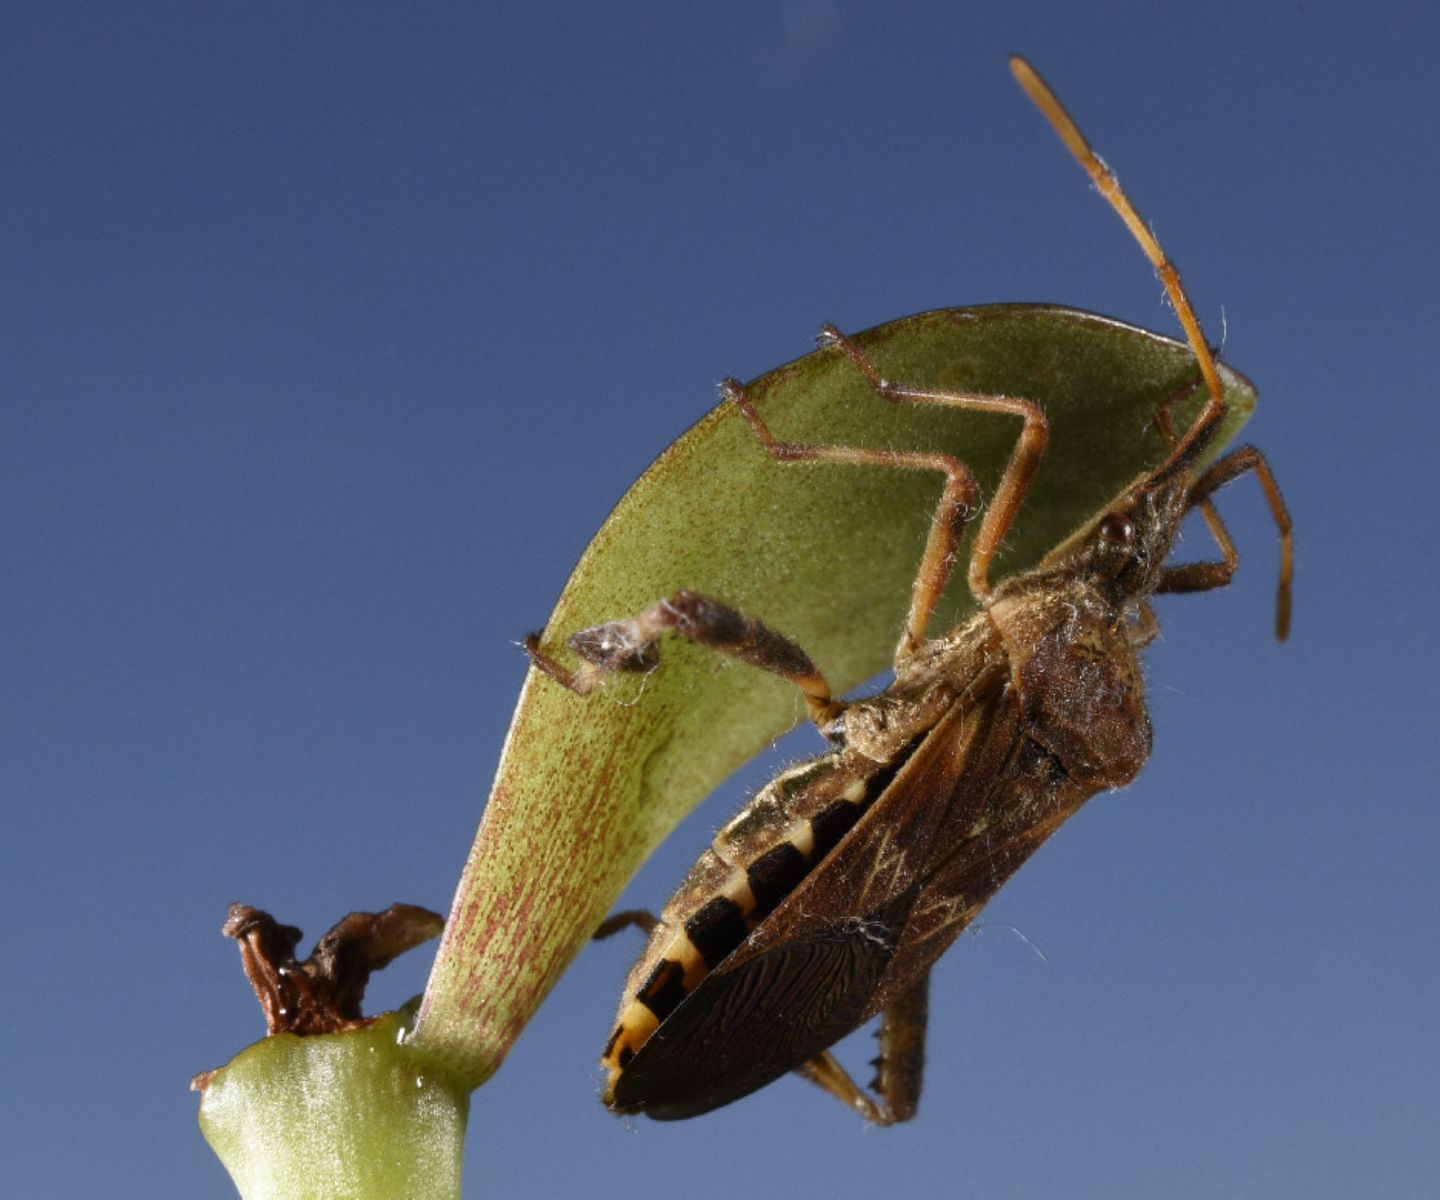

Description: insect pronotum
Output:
[526,56,1293,1124]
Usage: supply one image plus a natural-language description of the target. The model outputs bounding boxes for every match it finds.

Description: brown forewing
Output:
[721,663,1014,991]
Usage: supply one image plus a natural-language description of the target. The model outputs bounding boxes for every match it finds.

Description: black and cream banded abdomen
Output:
[600,740,909,1102]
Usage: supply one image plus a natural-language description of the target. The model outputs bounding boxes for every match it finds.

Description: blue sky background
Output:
[4,4,1436,1197]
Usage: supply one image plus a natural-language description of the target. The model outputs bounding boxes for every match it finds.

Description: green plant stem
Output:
[198,1010,469,1200]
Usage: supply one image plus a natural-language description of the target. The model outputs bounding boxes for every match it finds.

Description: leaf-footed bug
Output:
[525,55,1292,1124]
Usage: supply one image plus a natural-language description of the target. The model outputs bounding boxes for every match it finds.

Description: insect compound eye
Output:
[1097,512,1135,545]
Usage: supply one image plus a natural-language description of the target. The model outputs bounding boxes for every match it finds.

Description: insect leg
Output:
[869,970,930,1123]
[1151,372,1239,594]
[1156,444,1294,640]
[525,589,843,726]
[593,910,658,940]
[791,973,930,1125]
[1152,373,1208,448]
[793,1052,897,1125]
[1129,600,1161,649]
[816,325,1050,610]
[724,376,989,664]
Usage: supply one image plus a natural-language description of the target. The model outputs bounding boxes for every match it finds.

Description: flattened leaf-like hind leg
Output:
[792,972,931,1125]
[524,589,844,728]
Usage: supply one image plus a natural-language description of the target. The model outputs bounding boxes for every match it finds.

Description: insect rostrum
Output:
[526,56,1293,1124]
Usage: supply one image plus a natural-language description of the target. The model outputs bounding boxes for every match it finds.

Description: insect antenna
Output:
[1011,56,1293,638]
[1008,56,1223,482]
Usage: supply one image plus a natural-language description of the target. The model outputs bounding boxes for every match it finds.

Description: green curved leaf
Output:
[413,304,1254,1084]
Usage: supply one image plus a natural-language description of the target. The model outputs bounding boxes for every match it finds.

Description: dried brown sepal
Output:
[222,902,443,1037]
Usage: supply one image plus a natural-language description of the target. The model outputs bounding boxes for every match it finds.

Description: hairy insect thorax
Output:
[985,472,1190,790]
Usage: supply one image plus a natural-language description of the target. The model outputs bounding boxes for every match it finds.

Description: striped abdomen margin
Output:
[599,726,924,1090]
